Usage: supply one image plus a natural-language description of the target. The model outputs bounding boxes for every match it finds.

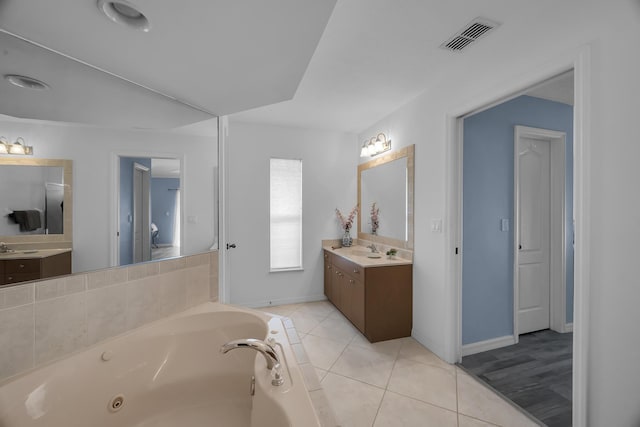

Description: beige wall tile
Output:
[186,253,209,268]
[1,283,34,309]
[159,270,186,317]
[125,277,161,330]
[0,304,34,379]
[209,251,218,276]
[158,257,186,274]
[127,262,159,281]
[86,284,128,345]
[186,265,210,307]
[36,275,86,301]
[35,293,87,365]
[86,270,108,290]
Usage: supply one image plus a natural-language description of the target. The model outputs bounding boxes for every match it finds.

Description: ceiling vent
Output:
[440,18,500,52]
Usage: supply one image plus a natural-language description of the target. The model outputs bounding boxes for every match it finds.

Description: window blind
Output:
[270,158,303,270]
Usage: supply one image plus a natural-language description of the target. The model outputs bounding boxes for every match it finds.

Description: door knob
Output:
[226,243,237,250]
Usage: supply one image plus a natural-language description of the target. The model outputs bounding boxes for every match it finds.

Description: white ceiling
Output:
[1,0,596,133]
[0,0,336,127]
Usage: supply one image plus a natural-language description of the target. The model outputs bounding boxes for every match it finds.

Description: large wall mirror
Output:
[0,158,72,247]
[0,31,218,287]
[358,145,415,249]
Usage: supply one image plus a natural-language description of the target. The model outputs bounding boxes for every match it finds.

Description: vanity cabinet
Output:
[0,251,72,286]
[323,250,412,342]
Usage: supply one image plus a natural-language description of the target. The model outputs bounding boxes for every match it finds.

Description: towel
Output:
[12,210,42,231]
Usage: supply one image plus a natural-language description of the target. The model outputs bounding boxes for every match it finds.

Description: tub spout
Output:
[220,338,280,370]
[220,338,284,386]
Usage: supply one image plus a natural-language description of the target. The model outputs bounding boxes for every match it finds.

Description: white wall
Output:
[225,120,357,307]
[357,1,640,424]
[0,119,218,273]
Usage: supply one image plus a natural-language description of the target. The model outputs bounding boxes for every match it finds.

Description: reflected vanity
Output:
[0,158,73,285]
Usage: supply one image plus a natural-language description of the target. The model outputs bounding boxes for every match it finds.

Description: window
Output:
[270,158,303,271]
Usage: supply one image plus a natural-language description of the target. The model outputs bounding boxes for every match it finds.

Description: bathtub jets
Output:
[220,338,285,386]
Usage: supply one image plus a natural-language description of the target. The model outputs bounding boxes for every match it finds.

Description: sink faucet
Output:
[220,338,284,386]
[367,244,378,253]
[0,242,8,253]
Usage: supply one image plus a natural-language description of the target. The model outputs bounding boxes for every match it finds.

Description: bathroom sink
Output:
[367,254,382,258]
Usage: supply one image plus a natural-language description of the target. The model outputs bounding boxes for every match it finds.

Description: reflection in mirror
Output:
[1,165,64,235]
[361,158,407,241]
[0,31,218,286]
[118,156,182,266]
[358,145,414,249]
[0,157,72,247]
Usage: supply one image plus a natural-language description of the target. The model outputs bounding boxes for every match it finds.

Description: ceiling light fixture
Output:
[97,0,150,32]
[0,137,33,155]
[360,133,391,157]
[4,74,49,90]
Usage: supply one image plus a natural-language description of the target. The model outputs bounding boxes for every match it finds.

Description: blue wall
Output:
[462,95,574,345]
[119,157,152,266]
[151,178,179,245]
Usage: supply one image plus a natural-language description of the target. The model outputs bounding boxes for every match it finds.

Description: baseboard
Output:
[564,322,573,332]
[462,335,517,357]
[240,294,327,309]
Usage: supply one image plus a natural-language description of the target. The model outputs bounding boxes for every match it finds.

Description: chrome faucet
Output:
[367,244,379,253]
[220,338,284,386]
[0,242,9,253]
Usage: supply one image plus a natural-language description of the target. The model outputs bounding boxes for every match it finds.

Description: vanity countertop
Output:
[0,248,72,260]
[323,245,412,268]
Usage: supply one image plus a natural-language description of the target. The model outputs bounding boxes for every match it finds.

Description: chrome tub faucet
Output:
[220,338,284,386]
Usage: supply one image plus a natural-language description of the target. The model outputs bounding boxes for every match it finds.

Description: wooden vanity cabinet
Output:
[0,251,72,285]
[324,250,412,342]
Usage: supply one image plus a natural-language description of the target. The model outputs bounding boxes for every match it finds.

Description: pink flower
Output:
[336,206,358,231]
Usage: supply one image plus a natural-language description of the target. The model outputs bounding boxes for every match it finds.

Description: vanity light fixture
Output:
[360,133,391,157]
[97,0,151,32]
[0,137,33,155]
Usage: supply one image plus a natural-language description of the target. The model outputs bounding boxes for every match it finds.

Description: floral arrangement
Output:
[370,202,379,235]
[335,206,358,232]
[386,248,398,257]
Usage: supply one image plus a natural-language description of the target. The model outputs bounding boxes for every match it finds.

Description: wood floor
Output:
[460,330,573,427]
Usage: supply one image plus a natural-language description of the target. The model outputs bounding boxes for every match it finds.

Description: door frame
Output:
[447,45,591,426]
[513,126,567,342]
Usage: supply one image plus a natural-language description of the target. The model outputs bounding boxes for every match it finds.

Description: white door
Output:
[517,136,551,334]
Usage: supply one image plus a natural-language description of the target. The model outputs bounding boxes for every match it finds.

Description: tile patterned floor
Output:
[258,301,541,427]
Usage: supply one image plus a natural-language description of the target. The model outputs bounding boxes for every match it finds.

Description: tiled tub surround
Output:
[0,251,218,382]
[0,303,319,427]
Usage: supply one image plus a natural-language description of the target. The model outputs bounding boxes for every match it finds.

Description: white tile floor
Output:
[258,301,540,427]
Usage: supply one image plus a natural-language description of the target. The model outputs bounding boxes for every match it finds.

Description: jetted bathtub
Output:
[0,303,320,426]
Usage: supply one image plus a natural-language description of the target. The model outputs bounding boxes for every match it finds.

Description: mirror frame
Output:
[358,144,414,250]
[0,158,73,248]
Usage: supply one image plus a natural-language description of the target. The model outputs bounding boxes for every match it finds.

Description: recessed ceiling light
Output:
[4,74,49,90]
[97,0,150,32]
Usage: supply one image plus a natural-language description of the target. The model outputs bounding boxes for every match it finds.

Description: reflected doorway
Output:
[118,156,182,266]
